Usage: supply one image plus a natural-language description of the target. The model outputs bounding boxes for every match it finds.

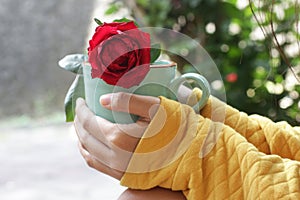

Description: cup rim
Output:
[150,61,177,68]
[83,60,177,68]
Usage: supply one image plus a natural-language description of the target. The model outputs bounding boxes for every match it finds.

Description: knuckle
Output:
[85,156,94,168]
[108,129,119,146]
[76,106,95,131]
[114,92,128,100]
[108,127,127,149]
[81,116,92,131]
[109,129,129,151]
[74,100,81,114]
[112,92,130,110]
[80,133,89,145]
[75,101,87,119]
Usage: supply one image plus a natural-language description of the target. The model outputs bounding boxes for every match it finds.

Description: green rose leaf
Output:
[58,54,87,74]
[94,18,103,26]
[150,43,161,63]
[113,17,133,23]
[113,18,140,27]
[64,75,85,122]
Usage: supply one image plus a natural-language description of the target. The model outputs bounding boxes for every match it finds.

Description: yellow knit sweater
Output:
[120,89,300,199]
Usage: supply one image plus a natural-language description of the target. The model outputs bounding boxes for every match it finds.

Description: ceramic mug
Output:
[83,60,210,123]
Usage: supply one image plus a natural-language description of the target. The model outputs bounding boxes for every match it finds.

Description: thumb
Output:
[100,92,160,119]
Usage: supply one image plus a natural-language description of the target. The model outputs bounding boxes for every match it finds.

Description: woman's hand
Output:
[74,93,160,180]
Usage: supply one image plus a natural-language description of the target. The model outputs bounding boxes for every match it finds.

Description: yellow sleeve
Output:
[120,96,204,191]
[190,88,300,160]
[121,96,300,199]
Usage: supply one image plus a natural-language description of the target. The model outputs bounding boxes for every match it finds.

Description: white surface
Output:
[0,124,126,200]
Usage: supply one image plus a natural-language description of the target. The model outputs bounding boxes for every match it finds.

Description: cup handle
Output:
[169,73,211,111]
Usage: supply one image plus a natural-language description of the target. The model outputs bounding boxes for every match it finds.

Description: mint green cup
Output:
[83,61,210,123]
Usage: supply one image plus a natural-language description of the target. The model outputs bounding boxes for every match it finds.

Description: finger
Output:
[74,105,111,160]
[177,85,193,104]
[115,120,148,138]
[75,97,87,113]
[74,112,110,155]
[106,122,146,152]
[74,98,139,172]
[75,119,112,161]
[75,118,134,172]
[75,98,96,128]
[75,103,139,149]
[77,130,133,172]
[75,98,112,147]
[100,92,160,119]
[74,99,142,153]
[78,142,123,180]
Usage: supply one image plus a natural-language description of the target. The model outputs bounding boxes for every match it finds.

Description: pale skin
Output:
[74,91,189,200]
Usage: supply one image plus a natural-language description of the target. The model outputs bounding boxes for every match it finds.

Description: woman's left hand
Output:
[74,93,160,180]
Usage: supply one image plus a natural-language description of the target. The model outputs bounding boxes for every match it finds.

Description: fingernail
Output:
[100,94,111,106]
[76,97,84,105]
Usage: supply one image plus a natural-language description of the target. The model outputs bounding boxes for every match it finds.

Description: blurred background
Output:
[1,0,299,125]
[0,0,299,199]
[110,0,300,125]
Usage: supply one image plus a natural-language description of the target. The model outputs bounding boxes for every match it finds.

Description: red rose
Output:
[88,21,151,88]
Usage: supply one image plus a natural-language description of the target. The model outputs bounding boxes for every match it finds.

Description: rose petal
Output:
[114,63,150,88]
[88,26,118,51]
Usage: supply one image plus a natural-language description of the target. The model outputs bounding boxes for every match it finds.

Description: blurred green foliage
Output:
[106,0,300,125]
